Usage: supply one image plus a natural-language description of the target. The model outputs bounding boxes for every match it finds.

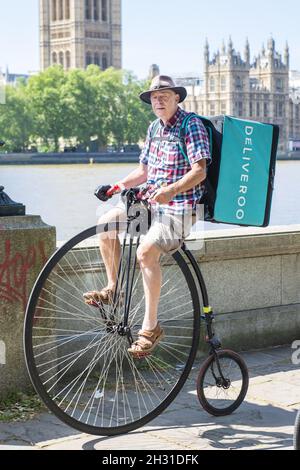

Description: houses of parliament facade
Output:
[179,38,300,153]
[39,0,122,71]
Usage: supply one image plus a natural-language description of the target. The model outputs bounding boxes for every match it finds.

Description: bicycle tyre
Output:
[24,224,201,436]
[197,349,249,416]
[294,409,300,450]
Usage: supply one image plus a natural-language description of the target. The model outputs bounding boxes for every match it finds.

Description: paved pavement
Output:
[0,345,299,451]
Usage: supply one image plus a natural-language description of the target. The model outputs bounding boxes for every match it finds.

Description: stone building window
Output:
[276,78,283,91]
[66,51,71,69]
[209,103,215,116]
[279,102,284,117]
[256,102,260,117]
[209,77,215,92]
[264,102,269,117]
[65,0,70,20]
[52,0,57,21]
[86,52,92,66]
[221,76,226,92]
[102,0,108,22]
[52,52,57,64]
[235,76,242,90]
[249,102,253,117]
[102,53,108,70]
[235,102,243,117]
[94,0,99,21]
[85,0,92,20]
[94,53,100,66]
[58,0,63,20]
[59,51,64,67]
[221,102,226,115]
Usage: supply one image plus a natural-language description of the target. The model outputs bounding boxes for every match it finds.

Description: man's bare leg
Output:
[83,208,126,304]
[99,231,121,291]
[98,207,126,289]
[136,242,162,331]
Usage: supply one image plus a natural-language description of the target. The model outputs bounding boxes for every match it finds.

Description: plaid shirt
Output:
[140,107,211,214]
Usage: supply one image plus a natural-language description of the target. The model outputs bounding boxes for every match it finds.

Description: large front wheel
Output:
[24,224,201,436]
[294,409,300,450]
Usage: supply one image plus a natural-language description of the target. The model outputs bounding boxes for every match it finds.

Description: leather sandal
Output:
[83,288,123,308]
[128,323,164,357]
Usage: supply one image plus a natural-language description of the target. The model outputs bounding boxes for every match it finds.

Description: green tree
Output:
[0,66,155,154]
[122,73,153,145]
[0,84,33,152]
[26,66,70,151]
[94,68,126,148]
[62,67,101,150]
[100,69,153,148]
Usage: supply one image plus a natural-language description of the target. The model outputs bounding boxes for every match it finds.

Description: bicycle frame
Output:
[181,245,230,384]
[113,190,223,367]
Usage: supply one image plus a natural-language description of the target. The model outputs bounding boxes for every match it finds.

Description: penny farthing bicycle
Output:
[24,186,249,436]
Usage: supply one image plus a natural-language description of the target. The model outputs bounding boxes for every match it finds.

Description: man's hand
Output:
[94,185,112,202]
[150,186,175,205]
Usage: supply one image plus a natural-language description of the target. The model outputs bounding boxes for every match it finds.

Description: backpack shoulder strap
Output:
[179,113,196,163]
[179,113,213,163]
[150,119,161,140]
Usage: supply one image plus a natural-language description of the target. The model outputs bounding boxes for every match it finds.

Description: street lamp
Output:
[0,141,25,216]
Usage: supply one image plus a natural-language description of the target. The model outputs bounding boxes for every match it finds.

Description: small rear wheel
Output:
[197,349,249,416]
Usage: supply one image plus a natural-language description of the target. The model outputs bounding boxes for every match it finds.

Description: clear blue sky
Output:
[1,0,300,77]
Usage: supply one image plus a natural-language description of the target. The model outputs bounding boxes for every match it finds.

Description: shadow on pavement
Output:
[0,346,298,450]
[80,400,297,451]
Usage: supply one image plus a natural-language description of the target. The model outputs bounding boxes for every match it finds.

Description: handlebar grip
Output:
[94,185,113,201]
[94,184,123,202]
[106,185,121,197]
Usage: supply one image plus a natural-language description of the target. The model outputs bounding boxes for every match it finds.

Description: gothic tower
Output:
[39,0,122,71]
[202,37,250,117]
[250,36,289,151]
[183,37,290,152]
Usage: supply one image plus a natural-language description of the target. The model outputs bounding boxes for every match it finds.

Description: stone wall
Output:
[0,216,56,398]
[185,224,300,351]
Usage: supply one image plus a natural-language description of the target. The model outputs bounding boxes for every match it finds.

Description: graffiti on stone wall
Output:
[0,239,48,311]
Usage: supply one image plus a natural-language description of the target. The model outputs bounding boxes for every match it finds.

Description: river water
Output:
[1,161,299,241]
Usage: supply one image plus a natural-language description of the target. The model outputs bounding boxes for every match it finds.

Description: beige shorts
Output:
[98,201,197,255]
[142,211,196,254]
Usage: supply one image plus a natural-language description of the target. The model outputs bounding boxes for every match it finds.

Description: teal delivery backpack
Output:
[180,114,279,227]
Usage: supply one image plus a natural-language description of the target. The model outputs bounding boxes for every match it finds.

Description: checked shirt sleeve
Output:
[185,117,212,166]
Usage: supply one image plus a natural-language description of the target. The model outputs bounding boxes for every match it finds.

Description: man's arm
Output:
[151,160,207,204]
[116,163,148,190]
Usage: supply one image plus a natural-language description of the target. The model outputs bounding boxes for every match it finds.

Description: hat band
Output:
[152,85,171,90]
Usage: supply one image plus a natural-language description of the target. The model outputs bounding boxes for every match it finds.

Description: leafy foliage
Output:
[0,391,45,422]
[0,67,154,152]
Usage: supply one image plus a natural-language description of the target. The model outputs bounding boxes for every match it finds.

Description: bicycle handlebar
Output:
[106,184,122,198]
[95,184,157,205]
